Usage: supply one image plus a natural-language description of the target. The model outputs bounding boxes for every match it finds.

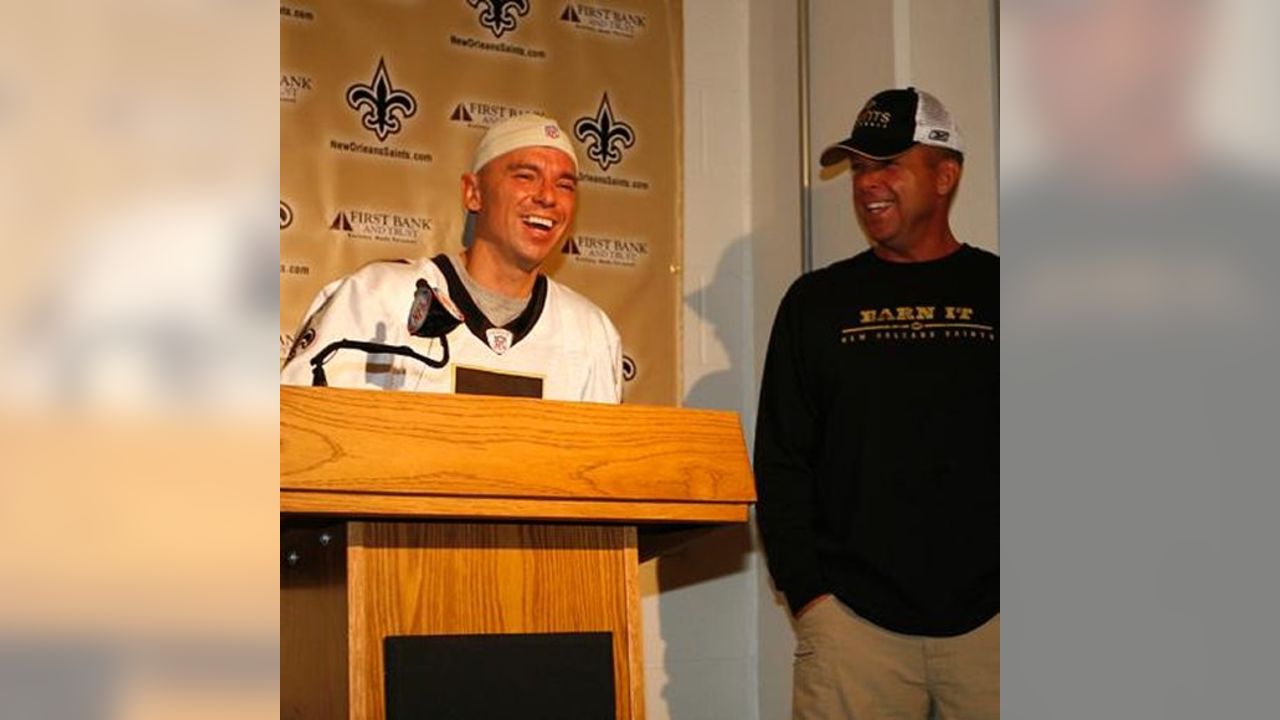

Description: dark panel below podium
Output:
[384,633,614,719]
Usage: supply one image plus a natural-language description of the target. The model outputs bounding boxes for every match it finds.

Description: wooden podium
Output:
[281,387,756,720]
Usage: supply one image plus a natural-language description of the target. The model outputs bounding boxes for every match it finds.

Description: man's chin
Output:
[514,244,557,273]
[857,226,894,247]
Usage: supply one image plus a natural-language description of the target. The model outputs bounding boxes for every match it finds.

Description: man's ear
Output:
[936,157,962,197]
[462,173,482,213]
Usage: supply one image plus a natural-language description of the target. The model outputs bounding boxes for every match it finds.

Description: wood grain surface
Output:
[281,490,749,524]
[346,521,644,720]
[280,389,756,718]
[281,387,755,505]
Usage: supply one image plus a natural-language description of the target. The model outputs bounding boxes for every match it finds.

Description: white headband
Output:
[471,114,578,173]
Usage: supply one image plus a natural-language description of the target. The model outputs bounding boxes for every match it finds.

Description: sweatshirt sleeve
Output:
[753,279,829,615]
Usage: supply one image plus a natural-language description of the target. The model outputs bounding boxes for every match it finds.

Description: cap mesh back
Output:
[914,90,963,152]
[917,91,951,130]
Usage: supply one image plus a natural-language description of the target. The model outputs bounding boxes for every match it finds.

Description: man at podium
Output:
[280,114,622,403]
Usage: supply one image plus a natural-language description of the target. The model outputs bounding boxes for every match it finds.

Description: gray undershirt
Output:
[442,253,530,327]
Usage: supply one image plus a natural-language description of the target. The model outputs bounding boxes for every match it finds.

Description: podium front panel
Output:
[384,632,614,719]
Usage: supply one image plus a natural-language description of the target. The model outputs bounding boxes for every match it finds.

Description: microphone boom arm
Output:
[308,338,450,387]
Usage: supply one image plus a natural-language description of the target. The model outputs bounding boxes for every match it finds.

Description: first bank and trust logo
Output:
[449,100,544,129]
[559,3,647,38]
[280,73,313,103]
[467,0,530,38]
[330,209,433,244]
[573,93,635,171]
[561,234,649,268]
[345,58,417,142]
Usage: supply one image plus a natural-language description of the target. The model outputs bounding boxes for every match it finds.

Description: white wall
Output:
[745,0,804,718]
[640,0,808,717]
[639,1,760,718]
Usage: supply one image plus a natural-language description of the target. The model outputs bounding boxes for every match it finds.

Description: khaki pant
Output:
[793,598,999,720]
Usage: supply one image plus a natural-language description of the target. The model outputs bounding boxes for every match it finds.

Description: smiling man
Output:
[281,114,622,403]
[755,88,999,719]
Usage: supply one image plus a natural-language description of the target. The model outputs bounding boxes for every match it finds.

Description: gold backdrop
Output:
[281,0,683,404]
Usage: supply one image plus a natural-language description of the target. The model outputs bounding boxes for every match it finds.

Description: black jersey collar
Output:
[431,254,548,351]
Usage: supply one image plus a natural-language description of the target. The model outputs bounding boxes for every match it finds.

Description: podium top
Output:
[281,387,756,525]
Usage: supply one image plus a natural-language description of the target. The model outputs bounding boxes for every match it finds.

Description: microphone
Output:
[408,278,464,338]
[309,277,464,387]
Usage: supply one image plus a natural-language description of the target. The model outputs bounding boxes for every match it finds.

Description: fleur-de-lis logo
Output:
[345,58,417,142]
[467,0,530,38]
[573,93,636,172]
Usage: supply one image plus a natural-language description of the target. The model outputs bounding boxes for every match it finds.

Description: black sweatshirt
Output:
[754,244,998,637]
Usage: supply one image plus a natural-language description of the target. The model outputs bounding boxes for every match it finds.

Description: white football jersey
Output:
[281,256,622,403]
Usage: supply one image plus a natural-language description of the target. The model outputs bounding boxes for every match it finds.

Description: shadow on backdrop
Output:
[654,237,758,715]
